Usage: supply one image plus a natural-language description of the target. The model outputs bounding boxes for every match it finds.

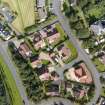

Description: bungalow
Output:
[90,20,105,36]
[46,81,61,96]
[65,82,89,99]
[65,62,93,84]
[72,85,86,99]
[36,65,50,81]
[18,42,32,59]
[33,32,46,50]
[30,55,42,69]
[57,44,71,61]
[36,65,60,81]
[50,71,60,81]
[40,24,60,44]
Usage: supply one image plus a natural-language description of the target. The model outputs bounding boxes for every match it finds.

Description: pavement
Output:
[0,40,31,105]
[52,0,102,105]
[36,97,73,105]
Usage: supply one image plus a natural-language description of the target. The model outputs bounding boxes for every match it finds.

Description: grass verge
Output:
[64,40,78,63]
[0,55,23,105]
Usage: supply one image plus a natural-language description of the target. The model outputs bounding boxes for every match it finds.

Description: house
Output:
[0,23,13,40]
[36,65,50,81]
[18,42,32,59]
[0,4,15,23]
[46,81,60,96]
[72,85,86,99]
[33,32,46,50]
[30,55,42,69]
[65,62,93,84]
[50,71,60,81]
[40,24,60,44]
[65,82,89,99]
[37,0,47,22]
[96,96,105,105]
[90,20,105,35]
[35,65,60,81]
[57,44,71,61]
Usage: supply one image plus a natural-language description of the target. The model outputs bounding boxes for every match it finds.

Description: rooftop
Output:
[18,42,32,59]
[65,62,93,84]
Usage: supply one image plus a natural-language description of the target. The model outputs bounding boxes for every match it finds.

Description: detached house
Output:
[46,81,61,96]
[18,42,32,59]
[30,55,42,69]
[57,44,71,61]
[40,24,60,44]
[90,20,105,35]
[65,62,93,84]
[33,32,46,50]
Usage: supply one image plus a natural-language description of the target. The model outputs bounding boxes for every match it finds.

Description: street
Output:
[0,40,30,105]
[52,0,101,105]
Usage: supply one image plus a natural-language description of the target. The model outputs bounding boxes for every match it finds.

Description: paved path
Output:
[36,97,73,105]
[55,57,80,80]
[0,40,31,105]
[52,0,101,104]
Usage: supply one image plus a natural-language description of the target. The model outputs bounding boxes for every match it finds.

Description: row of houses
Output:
[15,23,70,69]
[44,61,92,98]
[17,40,70,69]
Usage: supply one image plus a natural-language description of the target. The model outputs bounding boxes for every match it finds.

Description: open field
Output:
[2,0,36,33]
[0,55,23,105]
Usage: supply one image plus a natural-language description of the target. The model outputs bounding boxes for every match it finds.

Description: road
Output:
[52,0,101,104]
[36,97,73,105]
[0,40,30,105]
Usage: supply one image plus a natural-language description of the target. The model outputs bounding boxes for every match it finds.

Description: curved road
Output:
[52,0,101,105]
[0,40,30,105]
[36,97,74,105]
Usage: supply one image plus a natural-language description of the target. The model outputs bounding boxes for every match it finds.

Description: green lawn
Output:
[55,23,67,40]
[64,40,78,63]
[101,87,105,97]
[76,7,88,28]
[0,55,23,105]
[92,58,105,72]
